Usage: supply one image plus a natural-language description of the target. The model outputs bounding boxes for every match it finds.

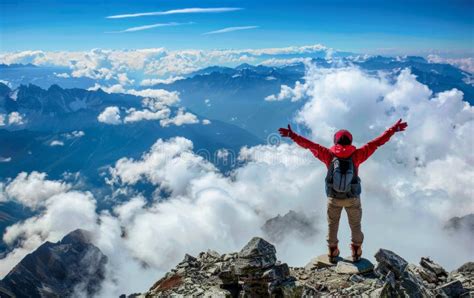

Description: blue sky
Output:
[1,0,473,56]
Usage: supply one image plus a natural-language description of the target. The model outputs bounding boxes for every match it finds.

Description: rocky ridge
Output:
[143,237,472,297]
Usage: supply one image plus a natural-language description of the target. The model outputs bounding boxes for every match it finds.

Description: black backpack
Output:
[325,155,361,199]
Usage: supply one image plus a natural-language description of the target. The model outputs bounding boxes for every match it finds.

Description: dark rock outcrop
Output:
[0,229,107,298]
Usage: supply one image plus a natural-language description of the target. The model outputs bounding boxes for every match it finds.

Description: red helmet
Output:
[334,129,353,145]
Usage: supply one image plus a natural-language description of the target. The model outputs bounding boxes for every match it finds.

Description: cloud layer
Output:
[1,63,472,296]
[0,45,330,80]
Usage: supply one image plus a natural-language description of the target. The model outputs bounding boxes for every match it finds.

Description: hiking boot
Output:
[351,243,362,262]
[328,245,340,263]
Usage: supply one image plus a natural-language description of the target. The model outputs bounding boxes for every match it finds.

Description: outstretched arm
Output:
[353,119,407,166]
[279,125,333,166]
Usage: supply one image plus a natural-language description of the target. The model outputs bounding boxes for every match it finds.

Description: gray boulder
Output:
[436,280,468,297]
[420,257,448,277]
[235,237,277,274]
[374,248,408,278]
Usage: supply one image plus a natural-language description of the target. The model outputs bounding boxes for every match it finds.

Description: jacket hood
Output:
[334,129,353,145]
[330,144,356,158]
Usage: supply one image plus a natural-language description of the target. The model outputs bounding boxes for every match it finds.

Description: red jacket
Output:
[291,127,397,171]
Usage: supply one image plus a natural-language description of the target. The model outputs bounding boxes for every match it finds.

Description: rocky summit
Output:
[143,237,472,297]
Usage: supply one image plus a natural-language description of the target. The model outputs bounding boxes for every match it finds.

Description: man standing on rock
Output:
[278,119,407,262]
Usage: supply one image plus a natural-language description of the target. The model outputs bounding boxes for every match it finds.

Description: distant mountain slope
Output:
[0,83,261,181]
[0,229,107,298]
[355,56,474,101]
[0,64,96,89]
[145,57,473,138]
[150,64,306,138]
[1,57,471,140]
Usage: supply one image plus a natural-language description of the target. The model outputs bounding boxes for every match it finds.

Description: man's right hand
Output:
[278,124,295,138]
[391,119,408,132]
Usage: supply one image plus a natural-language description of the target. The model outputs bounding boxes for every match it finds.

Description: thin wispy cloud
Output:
[107,7,242,19]
[202,26,259,35]
[106,22,192,33]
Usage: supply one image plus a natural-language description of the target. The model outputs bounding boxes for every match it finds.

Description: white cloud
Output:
[88,83,126,93]
[0,45,331,78]
[265,81,307,101]
[7,112,25,125]
[123,108,170,123]
[140,76,184,86]
[4,172,71,209]
[117,73,134,86]
[109,22,192,33]
[216,149,229,159]
[64,130,85,139]
[202,119,211,125]
[0,112,26,126]
[203,26,258,35]
[50,140,64,147]
[260,57,311,67]
[427,55,474,73]
[108,137,217,194]
[0,157,11,163]
[128,89,180,105]
[98,106,122,125]
[160,108,199,127]
[89,83,180,107]
[54,72,70,78]
[106,7,242,19]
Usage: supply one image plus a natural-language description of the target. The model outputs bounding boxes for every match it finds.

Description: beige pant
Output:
[326,197,364,246]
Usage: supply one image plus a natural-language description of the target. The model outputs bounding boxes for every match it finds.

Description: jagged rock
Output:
[454,262,474,274]
[420,257,448,277]
[436,280,468,297]
[335,258,374,274]
[262,263,290,281]
[399,265,432,297]
[385,270,396,288]
[418,266,439,283]
[0,229,107,298]
[239,237,277,258]
[235,237,277,274]
[235,237,295,296]
[374,248,408,278]
[180,253,198,266]
[450,262,474,293]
